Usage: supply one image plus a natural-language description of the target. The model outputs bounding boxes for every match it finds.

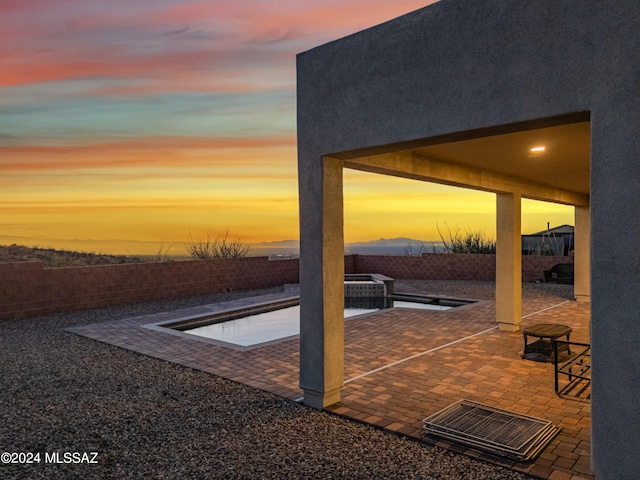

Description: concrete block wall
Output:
[344,254,356,274]
[521,255,574,283]
[0,257,299,320]
[0,262,46,318]
[351,253,572,283]
[0,253,571,320]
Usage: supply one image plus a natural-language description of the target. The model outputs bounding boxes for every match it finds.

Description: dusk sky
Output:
[0,0,572,255]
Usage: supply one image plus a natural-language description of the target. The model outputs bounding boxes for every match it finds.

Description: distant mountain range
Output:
[0,235,443,258]
[250,238,443,257]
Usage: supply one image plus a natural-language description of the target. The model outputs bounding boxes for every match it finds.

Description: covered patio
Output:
[69,280,592,479]
[326,281,591,479]
[297,2,640,477]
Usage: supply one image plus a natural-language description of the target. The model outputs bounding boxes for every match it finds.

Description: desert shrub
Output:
[152,242,174,262]
[437,223,496,254]
[403,240,430,256]
[185,230,251,259]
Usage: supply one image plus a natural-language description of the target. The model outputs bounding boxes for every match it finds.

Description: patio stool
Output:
[522,323,572,363]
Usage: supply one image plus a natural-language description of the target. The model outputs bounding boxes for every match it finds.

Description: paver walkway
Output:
[68,284,591,480]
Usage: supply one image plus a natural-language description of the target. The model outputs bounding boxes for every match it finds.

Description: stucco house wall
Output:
[297,1,640,477]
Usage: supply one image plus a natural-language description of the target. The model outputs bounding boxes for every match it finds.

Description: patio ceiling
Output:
[412,121,590,196]
[337,119,590,205]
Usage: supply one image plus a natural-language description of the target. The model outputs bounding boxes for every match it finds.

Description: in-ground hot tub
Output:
[343,273,394,308]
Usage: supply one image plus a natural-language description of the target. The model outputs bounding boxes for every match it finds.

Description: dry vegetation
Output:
[185,230,251,259]
[1,230,252,267]
[0,244,148,268]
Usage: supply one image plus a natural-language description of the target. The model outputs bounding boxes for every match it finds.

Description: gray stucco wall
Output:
[298,1,640,477]
[298,1,598,156]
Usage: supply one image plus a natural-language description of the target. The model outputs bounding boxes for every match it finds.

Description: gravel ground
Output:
[0,283,548,480]
[398,279,574,302]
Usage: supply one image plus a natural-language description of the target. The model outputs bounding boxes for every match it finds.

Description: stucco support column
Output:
[299,156,344,409]
[574,205,590,302]
[496,192,522,331]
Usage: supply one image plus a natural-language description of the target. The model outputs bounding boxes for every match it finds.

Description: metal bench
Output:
[553,340,591,399]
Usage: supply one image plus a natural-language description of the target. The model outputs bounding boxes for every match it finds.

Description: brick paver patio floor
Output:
[68,284,592,480]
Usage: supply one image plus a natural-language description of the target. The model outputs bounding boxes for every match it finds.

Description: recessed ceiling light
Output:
[530,146,545,153]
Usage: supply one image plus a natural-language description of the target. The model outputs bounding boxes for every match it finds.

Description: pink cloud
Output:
[0,1,435,89]
[0,135,296,172]
[244,1,435,40]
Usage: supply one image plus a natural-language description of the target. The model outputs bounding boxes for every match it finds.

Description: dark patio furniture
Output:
[543,263,574,284]
[522,323,572,363]
[553,340,591,399]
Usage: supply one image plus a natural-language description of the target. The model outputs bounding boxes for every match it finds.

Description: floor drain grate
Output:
[423,400,560,461]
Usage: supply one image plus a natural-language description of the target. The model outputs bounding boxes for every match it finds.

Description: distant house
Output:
[522,224,574,256]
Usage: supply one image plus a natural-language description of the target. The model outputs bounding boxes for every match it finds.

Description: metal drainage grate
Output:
[423,400,560,461]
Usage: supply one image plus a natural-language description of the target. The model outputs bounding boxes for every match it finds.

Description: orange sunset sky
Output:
[0,0,573,255]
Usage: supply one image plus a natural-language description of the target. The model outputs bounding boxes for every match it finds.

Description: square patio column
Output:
[496,192,522,331]
[299,156,345,409]
[574,205,590,302]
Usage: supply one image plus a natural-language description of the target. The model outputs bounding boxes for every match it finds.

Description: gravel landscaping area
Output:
[398,279,574,302]
[0,283,552,479]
